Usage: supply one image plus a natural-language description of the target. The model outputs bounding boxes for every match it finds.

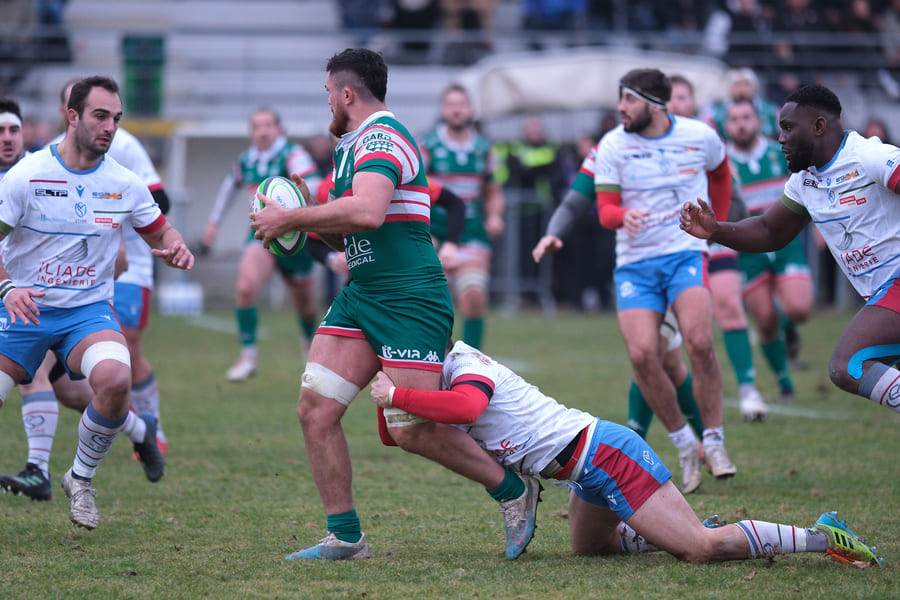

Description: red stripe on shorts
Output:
[591,442,662,513]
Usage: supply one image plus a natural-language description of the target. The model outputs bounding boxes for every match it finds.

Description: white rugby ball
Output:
[252,176,307,257]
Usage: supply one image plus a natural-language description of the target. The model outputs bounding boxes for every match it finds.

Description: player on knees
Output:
[371,341,881,567]
[0,76,193,528]
[681,84,900,417]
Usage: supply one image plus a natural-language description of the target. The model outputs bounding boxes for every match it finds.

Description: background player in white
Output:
[531,139,707,477]
[369,341,881,567]
[0,76,194,528]
[203,108,322,381]
[681,84,900,418]
[593,68,736,490]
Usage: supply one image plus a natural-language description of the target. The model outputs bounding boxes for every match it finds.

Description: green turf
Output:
[1,307,897,599]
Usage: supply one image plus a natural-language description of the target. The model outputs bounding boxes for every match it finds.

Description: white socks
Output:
[22,391,59,478]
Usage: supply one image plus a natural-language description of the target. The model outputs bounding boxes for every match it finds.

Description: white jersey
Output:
[783,131,900,299]
[441,341,595,477]
[50,129,162,289]
[0,146,163,308]
[594,115,726,267]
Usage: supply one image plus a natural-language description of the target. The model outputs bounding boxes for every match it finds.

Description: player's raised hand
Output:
[532,235,563,263]
[3,287,45,325]
[369,371,396,408]
[680,199,718,240]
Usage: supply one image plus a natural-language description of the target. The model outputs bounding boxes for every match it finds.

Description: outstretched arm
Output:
[370,371,490,424]
[680,197,810,253]
[532,188,593,263]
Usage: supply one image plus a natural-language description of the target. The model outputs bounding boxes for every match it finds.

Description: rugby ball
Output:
[252,176,307,257]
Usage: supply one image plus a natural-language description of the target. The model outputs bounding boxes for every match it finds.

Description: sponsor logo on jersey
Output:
[643,450,654,465]
[619,281,636,298]
[74,202,87,218]
[381,345,421,360]
[803,178,818,187]
[839,245,880,272]
[94,216,119,229]
[75,184,85,197]
[838,194,867,206]
[835,169,859,184]
[92,191,123,200]
[345,236,374,269]
[35,188,68,197]
[0,317,8,331]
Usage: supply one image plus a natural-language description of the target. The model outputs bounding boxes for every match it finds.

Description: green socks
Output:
[463,318,484,349]
[327,509,362,544]
[722,329,756,386]
[487,466,525,502]
[236,307,258,346]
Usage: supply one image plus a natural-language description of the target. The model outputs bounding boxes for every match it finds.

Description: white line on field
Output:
[178,314,271,340]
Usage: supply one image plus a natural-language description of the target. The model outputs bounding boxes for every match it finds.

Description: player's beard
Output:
[785,137,814,173]
[329,104,350,138]
[75,122,112,160]
[0,148,22,170]
[622,104,652,133]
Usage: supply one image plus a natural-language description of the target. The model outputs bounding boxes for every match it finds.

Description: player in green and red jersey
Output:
[251,49,539,561]
[420,84,504,349]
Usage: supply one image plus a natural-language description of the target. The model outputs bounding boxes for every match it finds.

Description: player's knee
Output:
[627,347,659,373]
[384,414,432,452]
[297,363,358,427]
[828,355,857,393]
[81,341,131,397]
[0,371,15,407]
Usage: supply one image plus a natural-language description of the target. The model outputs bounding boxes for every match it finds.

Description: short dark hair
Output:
[0,98,23,121]
[728,97,758,115]
[784,84,842,117]
[668,74,694,95]
[67,76,120,116]
[326,48,388,104]
[620,68,671,104]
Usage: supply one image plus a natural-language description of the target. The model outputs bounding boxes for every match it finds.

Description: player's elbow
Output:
[351,210,385,232]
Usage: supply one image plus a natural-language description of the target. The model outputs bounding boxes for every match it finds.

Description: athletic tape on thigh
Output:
[80,341,131,380]
[382,405,429,427]
[847,344,900,379]
[455,269,488,294]
[0,371,14,404]
[660,309,682,352]
[301,362,361,406]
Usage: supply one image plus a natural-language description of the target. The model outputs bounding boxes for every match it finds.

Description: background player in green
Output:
[724,98,813,403]
[251,49,539,561]
[421,84,505,349]
[202,108,322,382]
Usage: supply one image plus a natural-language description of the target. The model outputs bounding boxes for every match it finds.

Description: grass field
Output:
[1,307,898,599]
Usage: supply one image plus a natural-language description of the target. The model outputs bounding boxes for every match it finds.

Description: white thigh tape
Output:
[382,406,429,428]
[455,269,488,294]
[80,341,131,380]
[301,362,361,406]
[0,370,14,404]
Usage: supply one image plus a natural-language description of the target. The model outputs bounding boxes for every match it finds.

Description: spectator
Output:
[876,0,900,99]
[385,0,441,60]
[771,0,827,76]
[36,0,71,63]
[337,0,387,45]
[863,117,891,144]
[440,0,497,64]
[504,115,568,305]
[521,0,589,50]
[0,0,37,94]
[703,0,775,65]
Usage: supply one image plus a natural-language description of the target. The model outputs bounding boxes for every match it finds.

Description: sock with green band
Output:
[722,329,756,386]
[487,466,525,502]
[327,510,362,544]
[760,337,793,393]
[299,316,317,340]
[236,307,258,346]
[675,373,704,439]
[627,381,655,439]
[463,318,484,350]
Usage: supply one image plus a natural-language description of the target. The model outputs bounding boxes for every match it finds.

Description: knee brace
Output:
[80,341,131,380]
[454,269,489,295]
[0,370,14,407]
[301,362,361,406]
